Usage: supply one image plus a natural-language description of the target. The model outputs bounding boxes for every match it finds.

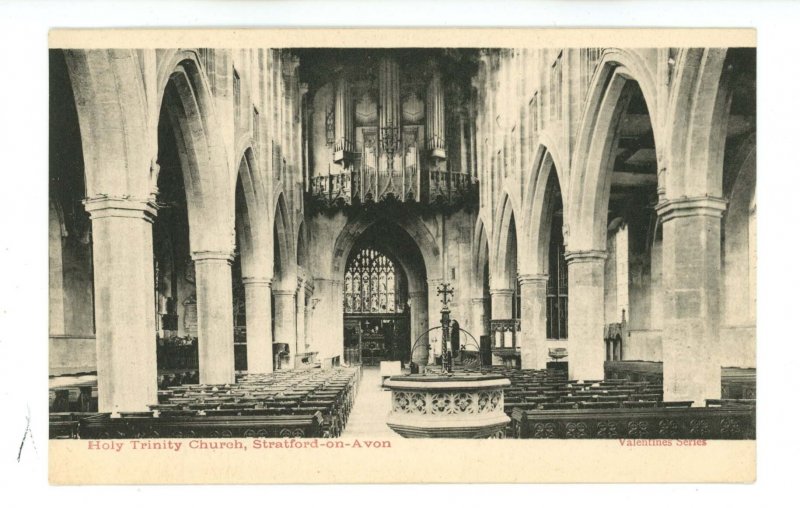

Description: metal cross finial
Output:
[437,282,454,307]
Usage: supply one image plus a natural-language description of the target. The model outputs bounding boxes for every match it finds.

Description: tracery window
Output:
[344,248,398,314]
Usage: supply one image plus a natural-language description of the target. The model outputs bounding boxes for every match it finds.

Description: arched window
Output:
[344,248,398,314]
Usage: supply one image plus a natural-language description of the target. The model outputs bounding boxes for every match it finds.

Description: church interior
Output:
[49,47,756,439]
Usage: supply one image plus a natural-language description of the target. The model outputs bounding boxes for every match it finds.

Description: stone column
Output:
[309,278,343,364]
[242,277,273,373]
[273,288,297,369]
[85,196,158,413]
[471,296,487,343]
[657,197,726,405]
[295,277,306,363]
[193,250,235,385]
[303,282,313,353]
[565,250,606,381]
[519,274,549,369]
[409,290,429,364]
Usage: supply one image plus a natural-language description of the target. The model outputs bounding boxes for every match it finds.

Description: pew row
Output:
[510,406,755,439]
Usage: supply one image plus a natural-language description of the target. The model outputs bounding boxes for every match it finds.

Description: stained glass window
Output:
[344,248,398,314]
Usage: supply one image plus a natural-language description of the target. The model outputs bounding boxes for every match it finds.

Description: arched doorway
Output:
[341,220,426,367]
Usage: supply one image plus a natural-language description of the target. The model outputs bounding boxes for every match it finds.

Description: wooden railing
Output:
[490,319,520,350]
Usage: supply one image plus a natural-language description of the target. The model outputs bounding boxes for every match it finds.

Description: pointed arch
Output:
[272,192,295,288]
[473,216,490,284]
[665,48,730,199]
[296,221,310,269]
[522,147,565,275]
[569,63,659,252]
[491,192,520,290]
[330,211,441,282]
[62,49,150,199]
[236,147,271,280]
[160,57,233,254]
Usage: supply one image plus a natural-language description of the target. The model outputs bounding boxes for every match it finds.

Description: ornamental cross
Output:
[437,282,454,307]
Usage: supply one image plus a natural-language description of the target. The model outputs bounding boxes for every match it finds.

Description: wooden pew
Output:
[510,406,755,439]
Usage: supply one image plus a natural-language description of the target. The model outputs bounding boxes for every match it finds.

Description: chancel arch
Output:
[339,220,425,367]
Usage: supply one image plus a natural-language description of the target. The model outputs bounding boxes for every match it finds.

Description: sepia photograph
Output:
[44,28,757,484]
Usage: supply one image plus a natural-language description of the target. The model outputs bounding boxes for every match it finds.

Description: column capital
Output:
[242,277,272,288]
[83,195,158,223]
[655,196,727,222]
[518,273,549,285]
[471,296,487,304]
[192,250,235,264]
[489,288,515,297]
[273,288,296,297]
[564,250,607,264]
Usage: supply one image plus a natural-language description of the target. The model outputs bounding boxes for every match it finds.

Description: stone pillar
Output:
[409,290,429,365]
[309,278,343,364]
[85,196,158,413]
[242,277,273,373]
[471,296,487,343]
[193,250,235,385]
[565,251,606,381]
[519,274,549,369]
[273,289,297,368]
[303,282,313,353]
[657,197,726,405]
[295,278,306,362]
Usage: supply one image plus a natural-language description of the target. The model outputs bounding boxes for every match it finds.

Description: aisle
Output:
[341,367,396,438]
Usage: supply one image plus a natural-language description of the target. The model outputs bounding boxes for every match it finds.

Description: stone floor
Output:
[341,366,396,438]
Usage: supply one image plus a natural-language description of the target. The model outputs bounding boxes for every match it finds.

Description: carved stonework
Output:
[385,377,511,438]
